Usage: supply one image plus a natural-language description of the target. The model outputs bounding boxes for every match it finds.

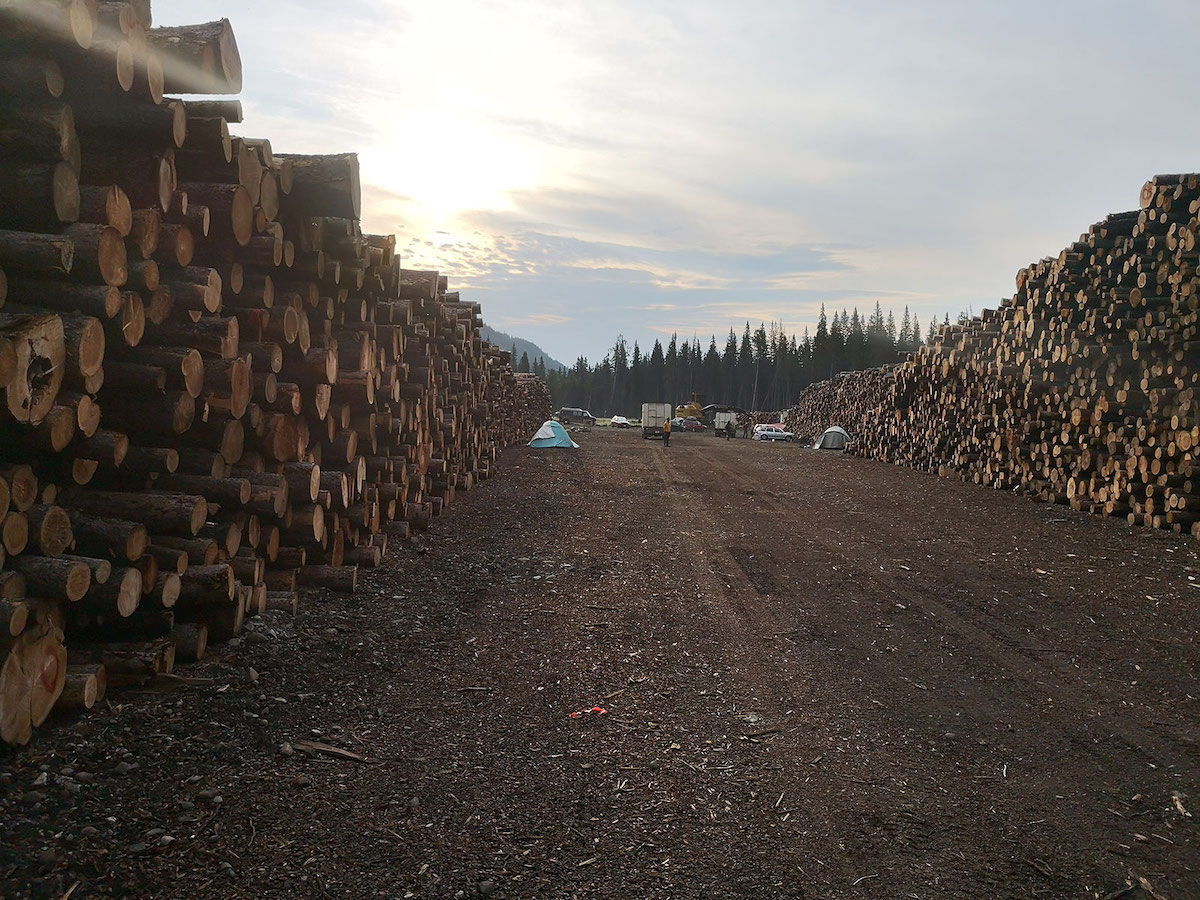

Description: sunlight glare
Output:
[367,107,542,228]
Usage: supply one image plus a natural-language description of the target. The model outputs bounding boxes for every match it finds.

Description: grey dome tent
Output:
[813,426,849,450]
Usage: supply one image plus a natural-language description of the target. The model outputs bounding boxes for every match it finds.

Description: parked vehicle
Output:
[556,407,596,426]
[680,417,706,432]
[610,415,631,428]
[714,411,738,433]
[753,424,795,441]
[640,403,673,439]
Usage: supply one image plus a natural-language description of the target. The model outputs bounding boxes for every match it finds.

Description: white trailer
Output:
[640,402,673,439]
[714,411,738,433]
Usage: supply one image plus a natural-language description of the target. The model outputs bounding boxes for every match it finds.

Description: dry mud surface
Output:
[1,428,1198,899]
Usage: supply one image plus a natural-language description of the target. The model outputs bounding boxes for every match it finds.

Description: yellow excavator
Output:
[675,394,748,432]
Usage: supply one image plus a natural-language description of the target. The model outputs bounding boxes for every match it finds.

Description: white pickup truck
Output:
[640,402,673,439]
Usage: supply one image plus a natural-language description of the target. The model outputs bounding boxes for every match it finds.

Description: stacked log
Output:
[783,174,1199,539]
[0,1,550,744]
[514,372,552,433]
[781,368,894,444]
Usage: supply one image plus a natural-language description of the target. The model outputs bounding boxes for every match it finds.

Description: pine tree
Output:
[665,334,679,403]
[649,339,666,400]
[518,351,530,373]
[630,341,643,406]
[738,323,754,407]
[813,304,831,380]
[703,336,721,400]
[722,330,739,404]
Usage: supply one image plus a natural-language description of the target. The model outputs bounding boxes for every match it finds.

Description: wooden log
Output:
[98,389,194,436]
[77,184,133,236]
[21,628,66,728]
[74,429,130,466]
[62,223,126,286]
[277,153,360,220]
[146,544,188,574]
[55,663,104,711]
[110,345,203,396]
[143,315,238,359]
[79,148,174,213]
[59,555,112,586]
[148,19,242,94]
[149,536,216,566]
[71,639,174,688]
[80,566,141,618]
[176,563,234,604]
[64,491,207,536]
[128,206,161,260]
[298,564,357,592]
[0,311,64,423]
[178,99,241,122]
[172,622,207,662]
[264,590,296,615]
[0,599,30,637]
[26,504,72,557]
[0,54,64,101]
[0,161,78,231]
[8,555,90,601]
[177,182,251,246]
[123,445,179,474]
[3,278,120,319]
[0,0,97,50]
[2,511,28,557]
[0,229,73,275]
[0,636,33,743]
[66,512,149,562]
[0,571,24,602]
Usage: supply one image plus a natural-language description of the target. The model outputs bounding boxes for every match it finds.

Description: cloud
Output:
[499,313,573,328]
[153,0,1200,363]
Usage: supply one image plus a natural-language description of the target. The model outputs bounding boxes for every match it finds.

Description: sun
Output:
[367,105,542,227]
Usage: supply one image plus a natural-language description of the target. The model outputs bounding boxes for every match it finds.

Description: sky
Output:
[157,0,1200,363]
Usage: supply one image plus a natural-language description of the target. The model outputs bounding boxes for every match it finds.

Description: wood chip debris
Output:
[291,740,366,762]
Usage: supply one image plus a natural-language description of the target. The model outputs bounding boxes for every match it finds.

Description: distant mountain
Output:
[480,326,567,372]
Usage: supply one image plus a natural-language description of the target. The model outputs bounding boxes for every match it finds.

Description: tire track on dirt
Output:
[698,446,1198,776]
[649,447,803,709]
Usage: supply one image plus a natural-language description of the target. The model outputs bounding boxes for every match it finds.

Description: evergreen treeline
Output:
[523,303,974,416]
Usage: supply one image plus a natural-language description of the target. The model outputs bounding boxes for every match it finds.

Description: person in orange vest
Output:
[662,418,671,448]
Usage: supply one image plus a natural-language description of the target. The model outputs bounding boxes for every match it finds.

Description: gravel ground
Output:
[1,428,1197,899]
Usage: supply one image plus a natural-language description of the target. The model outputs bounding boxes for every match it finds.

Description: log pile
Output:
[781,368,893,444]
[513,372,552,433]
[0,0,548,744]
[783,174,1199,539]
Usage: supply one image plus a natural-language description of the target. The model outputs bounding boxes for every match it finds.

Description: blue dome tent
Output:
[529,420,579,449]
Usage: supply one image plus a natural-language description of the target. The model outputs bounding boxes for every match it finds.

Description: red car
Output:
[680,417,706,432]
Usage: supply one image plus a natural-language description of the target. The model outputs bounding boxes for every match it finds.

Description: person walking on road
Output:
[724,421,734,440]
[662,418,671,448]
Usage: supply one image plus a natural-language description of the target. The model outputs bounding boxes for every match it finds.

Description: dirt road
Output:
[2,429,1198,898]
